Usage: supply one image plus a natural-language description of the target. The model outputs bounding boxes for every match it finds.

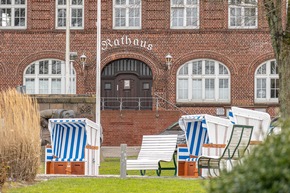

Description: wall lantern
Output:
[165,53,173,70]
[80,53,87,71]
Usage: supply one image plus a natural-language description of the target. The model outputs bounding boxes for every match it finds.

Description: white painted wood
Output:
[126,135,178,171]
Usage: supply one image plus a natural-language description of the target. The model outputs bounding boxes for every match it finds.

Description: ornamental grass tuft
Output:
[0,89,41,192]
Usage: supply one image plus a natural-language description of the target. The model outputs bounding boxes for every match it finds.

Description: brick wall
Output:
[0,1,281,124]
[101,110,182,146]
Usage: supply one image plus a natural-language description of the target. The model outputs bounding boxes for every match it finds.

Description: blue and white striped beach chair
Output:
[177,115,209,176]
[45,118,101,175]
[179,115,209,160]
[178,114,233,177]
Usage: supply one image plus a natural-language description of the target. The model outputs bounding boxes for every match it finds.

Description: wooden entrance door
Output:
[101,59,153,109]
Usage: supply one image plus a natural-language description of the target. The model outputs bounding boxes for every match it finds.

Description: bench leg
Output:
[157,153,177,176]
[140,170,146,176]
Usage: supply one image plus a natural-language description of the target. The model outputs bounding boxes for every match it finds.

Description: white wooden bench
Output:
[126,134,178,176]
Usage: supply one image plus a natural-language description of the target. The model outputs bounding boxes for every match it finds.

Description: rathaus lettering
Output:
[101,35,153,51]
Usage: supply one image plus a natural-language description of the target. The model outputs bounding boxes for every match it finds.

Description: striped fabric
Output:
[179,115,209,158]
[177,146,190,161]
[45,147,53,161]
[185,158,198,161]
[185,117,209,157]
[50,120,87,161]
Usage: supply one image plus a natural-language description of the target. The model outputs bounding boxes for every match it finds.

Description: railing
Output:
[154,94,189,115]
[101,97,153,110]
[101,95,189,115]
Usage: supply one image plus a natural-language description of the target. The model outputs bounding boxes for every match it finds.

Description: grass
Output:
[7,178,206,193]
[4,157,207,193]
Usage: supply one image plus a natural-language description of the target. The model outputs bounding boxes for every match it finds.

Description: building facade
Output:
[0,0,283,145]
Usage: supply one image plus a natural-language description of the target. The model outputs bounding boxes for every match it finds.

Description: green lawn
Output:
[5,157,207,193]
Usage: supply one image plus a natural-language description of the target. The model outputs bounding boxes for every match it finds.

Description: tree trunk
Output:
[263,0,290,119]
[279,41,290,119]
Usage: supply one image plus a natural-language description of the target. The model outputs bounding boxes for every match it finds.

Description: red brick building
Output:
[0,0,282,145]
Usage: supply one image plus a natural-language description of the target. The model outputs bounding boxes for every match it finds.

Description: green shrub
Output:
[207,120,290,193]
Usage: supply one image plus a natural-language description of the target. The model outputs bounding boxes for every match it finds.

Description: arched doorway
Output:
[101,59,153,109]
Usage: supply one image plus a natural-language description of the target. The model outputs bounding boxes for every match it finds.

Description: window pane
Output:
[192,79,202,99]
[0,9,12,27]
[39,78,49,94]
[205,79,215,99]
[114,0,140,28]
[1,0,11,4]
[14,8,25,26]
[116,0,126,5]
[39,60,49,74]
[58,0,65,5]
[205,60,215,74]
[178,79,188,99]
[219,64,228,74]
[128,8,140,27]
[257,63,266,74]
[72,0,82,5]
[179,64,188,75]
[129,0,140,5]
[58,9,66,27]
[186,8,197,26]
[256,78,266,98]
[186,0,197,5]
[143,83,149,90]
[219,79,229,100]
[71,9,82,27]
[115,8,126,27]
[51,79,61,94]
[270,61,278,74]
[52,60,61,74]
[172,0,183,5]
[26,63,35,74]
[270,78,279,98]
[172,8,184,27]
[20,0,25,4]
[245,8,256,26]
[25,78,35,94]
[192,61,202,75]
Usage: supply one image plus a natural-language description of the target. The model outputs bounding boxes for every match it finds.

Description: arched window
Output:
[176,59,230,103]
[23,59,76,94]
[255,59,279,103]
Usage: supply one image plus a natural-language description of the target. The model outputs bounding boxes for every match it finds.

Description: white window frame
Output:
[23,59,76,94]
[176,59,231,103]
[228,0,258,29]
[170,0,199,29]
[113,0,142,30]
[55,0,84,29]
[255,59,279,103]
[0,0,26,29]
